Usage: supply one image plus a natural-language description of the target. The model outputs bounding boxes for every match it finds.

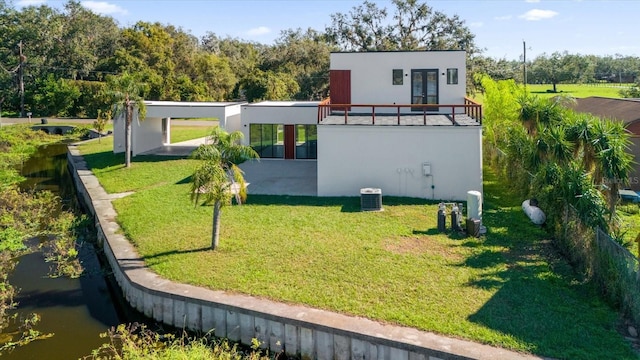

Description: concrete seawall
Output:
[66,144,540,360]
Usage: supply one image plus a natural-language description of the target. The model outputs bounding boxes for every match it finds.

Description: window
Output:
[295,125,317,159]
[447,68,458,85]
[250,124,284,158]
[393,69,403,85]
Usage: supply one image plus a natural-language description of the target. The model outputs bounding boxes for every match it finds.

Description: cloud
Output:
[81,1,128,15]
[246,26,271,36]
[469,22,483,28]
[519,9,558,21]
[495,15,513,21]
[16,0,47,6]
[525,0,540,3]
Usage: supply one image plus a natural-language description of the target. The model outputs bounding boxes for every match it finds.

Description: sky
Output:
[12,0,640,61]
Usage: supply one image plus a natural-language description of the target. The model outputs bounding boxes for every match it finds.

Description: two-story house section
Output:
[317,51,483,200]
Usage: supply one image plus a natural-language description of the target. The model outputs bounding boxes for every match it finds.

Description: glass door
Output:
[411,69,439,111]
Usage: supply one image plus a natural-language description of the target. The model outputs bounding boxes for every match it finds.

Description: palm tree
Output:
[566,113,597,173]
[591,119,633,221]
[190,127,259,250]
[105,72,146,168]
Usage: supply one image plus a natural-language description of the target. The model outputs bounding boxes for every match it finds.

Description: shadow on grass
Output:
[118,247,211,271]
[459,167,630,358]
[81,150,188,172]
[241,194,435,210]
[412,228,469,240]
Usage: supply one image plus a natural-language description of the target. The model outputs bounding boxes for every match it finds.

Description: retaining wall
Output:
[66,144,540,360]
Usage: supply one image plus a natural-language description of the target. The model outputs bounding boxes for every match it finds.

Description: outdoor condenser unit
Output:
[360,188,382,211]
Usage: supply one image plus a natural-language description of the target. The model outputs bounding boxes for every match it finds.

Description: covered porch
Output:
[113,101,245,157]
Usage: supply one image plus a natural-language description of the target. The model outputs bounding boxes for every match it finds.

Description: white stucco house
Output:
[113,50,482,201]
[317,51,483,200]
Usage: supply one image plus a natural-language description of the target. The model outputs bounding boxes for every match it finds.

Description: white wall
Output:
[132,116,163,156]
[221,104,243,132]
[239,102,319,144]
[145,102,242,119]
[113,113,126,154]
[317,125,482,200]
[330,51,466,109]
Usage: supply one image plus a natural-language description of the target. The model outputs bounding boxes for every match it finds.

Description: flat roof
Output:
[144,101,245,107]
[245,100,320,107]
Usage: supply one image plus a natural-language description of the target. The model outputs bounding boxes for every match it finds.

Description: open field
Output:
[526,83,632,99]
[75,136,637,359]
[472,83,633,104]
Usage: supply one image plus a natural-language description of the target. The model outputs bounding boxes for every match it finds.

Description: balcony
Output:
[317,97,482,126]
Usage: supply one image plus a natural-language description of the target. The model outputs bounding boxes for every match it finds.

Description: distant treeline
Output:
[1,0,639,118]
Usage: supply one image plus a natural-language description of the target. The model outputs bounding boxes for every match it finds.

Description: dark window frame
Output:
[392,69,403,85]
[447,68,458,85]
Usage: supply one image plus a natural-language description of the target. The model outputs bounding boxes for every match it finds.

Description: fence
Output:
[485,142,640,326]
[595,228,640,325]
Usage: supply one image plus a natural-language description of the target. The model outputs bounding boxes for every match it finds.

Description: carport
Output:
[113,101,245,157]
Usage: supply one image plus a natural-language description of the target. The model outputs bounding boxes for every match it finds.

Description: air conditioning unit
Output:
[360,188,382,211]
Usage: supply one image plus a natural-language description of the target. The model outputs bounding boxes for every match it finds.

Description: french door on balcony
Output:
[411,69,438,111]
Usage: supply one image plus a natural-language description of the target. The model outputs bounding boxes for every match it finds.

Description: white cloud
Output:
[16,0,47,6]
[519,9,558,21]
[81,1,128,15]
[469,22,483,28]
[495,15,513,21]
[525,0,541,3]
[246,26,271,36]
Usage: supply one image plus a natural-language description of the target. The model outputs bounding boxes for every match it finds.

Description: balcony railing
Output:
[317,97,482,125]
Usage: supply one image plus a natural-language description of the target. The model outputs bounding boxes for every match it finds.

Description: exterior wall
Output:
[317,125,482,200]
[113,114,126,154]
[239,102,319,145]
[145,102,242,119]
[222,104,243,132]
[330,51,466,109]
[132,116,163,156]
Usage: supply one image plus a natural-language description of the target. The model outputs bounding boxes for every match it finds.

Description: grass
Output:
[472,83,633,104]
[74,141,638,359]
[616,204,640,258]
[526,83,632,99]
[170,125,215,143]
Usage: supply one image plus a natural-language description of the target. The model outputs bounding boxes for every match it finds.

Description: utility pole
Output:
[523,40,527,91]
[18,40,25,118]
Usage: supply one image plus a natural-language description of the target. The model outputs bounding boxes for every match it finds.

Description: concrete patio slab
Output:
[240,160,317,196]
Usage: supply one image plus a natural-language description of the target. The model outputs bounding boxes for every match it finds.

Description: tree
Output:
[529,52,573,92]
[326,0,476,53]
[93,108,110,143]
[262,28,335,100]
[190,127,258,250]
[590,119,633,219]
[105,72,146,168]
[240,69,299,102]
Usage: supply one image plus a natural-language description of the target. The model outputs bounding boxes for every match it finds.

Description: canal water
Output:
[5,143,133,359]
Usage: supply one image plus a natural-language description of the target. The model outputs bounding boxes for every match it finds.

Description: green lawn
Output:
[526,83,632,99]
[170,125,215,143]
[472,83,633,104]
[75,140,637,359]
[617,204,640,258]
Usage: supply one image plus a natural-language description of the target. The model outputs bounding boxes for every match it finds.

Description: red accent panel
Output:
[284,125,295,159]
[330,70,351,111]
